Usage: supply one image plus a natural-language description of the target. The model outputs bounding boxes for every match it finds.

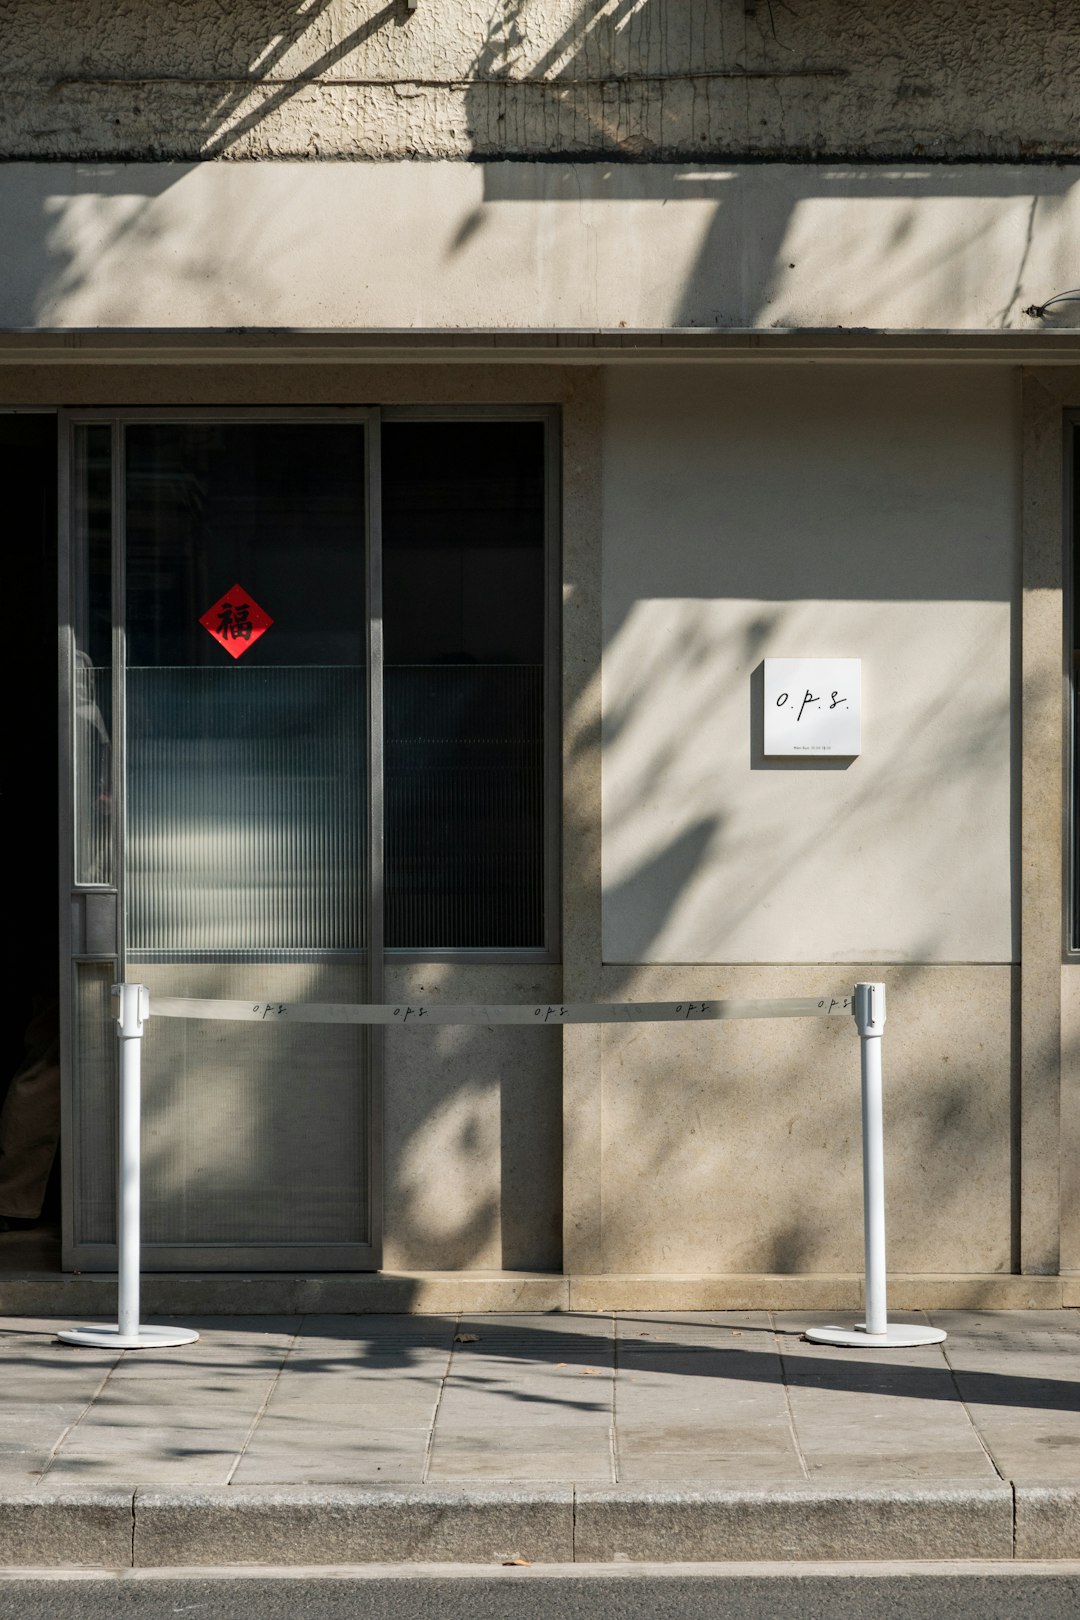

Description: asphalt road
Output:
[3,1564,1080,1620]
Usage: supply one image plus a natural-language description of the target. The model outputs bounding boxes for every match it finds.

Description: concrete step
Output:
[0,1269,1067,1317]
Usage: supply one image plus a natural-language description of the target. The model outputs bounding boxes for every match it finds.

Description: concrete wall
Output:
[598,963,1015,1275]
[3,0,1078,162]
[587,362,1020,1275]
[383,963,562,1273]
[601,364,1019,965]
[8,354,1068,1292]
[1,160,1077,334]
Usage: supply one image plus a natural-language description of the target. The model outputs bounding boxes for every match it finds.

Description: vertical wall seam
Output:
[1019,369,1066,1274]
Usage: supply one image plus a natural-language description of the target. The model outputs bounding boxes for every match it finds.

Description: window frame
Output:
[1066,410,1080,956]
[60,402,562,974]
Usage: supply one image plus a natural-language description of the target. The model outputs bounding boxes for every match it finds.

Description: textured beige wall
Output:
[2,0,1078,161]
[601,363,1019,965]
[1,161,1077,333]
[598,965,1014,1275]
[1062,965,1080,1274]
[17,353,1046,1283]
[383,963,563,1272]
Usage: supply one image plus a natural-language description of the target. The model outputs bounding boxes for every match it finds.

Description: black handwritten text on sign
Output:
[762,658,861,757]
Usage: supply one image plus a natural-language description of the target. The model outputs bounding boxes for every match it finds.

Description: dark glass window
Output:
[382,421,547,950]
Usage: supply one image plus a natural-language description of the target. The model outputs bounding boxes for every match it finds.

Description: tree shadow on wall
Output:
[9,0,1080,329]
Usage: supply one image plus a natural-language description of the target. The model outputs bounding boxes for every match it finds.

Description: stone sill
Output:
[0,1270,1070,1316]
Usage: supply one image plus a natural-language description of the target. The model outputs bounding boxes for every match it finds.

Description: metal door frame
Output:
[58,402,562,1273]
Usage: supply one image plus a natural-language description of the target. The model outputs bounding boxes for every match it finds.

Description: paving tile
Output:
[615,1314,803,1484]
[616,1311,776,1344]
[0,1325,118,1388]
[53,1377,275,1428]
[0,1453,58,1483]
[773,1313,995,1483]
[41,1343,287,1486]
[97,1317,300,1379]
[0,1324,122,1483]
[277,1314,452,1368]
[233,1318,451,1485]
[426,1315,615,1482]
[236,1367,446,1483]
[231,1439,428,1485]
[0,1402,99,1481]
[932,1310,1080,1482]
[41,1427,252,1486]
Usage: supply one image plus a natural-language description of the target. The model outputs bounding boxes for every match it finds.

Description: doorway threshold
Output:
[0,1224,61,1279]
[0,1269,570,1318]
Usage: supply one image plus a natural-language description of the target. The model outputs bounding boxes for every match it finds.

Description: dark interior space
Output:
[0,413,60,1249]
[381,420,547,951]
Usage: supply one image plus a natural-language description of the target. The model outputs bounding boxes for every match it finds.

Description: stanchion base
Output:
[56,1324,200,1350]
[805,1323,947,1349]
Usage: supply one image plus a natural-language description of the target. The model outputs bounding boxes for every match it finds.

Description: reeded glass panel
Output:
[74,962,117,1243]
[124,423,367,958]
[127,668,364,955]
[139,964,367,1245]
[73,425,113,885]
[382,421,547,950]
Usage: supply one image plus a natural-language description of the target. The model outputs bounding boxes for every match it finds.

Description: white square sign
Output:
[763,659,861,756]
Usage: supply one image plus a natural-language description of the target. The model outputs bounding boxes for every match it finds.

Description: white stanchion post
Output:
[58,985,199,1352]
[805,983,946,1351]
[859,982,888,1337]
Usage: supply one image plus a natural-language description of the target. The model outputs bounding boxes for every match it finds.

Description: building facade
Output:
[3,0,1080,1306]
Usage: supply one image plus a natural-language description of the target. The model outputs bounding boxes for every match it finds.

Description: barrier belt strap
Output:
[147,994,854,1026]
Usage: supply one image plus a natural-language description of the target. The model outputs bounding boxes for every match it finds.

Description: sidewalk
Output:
[2,1309,1080,1567]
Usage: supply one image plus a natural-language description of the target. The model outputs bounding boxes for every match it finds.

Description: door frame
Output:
[58,401,562,1272]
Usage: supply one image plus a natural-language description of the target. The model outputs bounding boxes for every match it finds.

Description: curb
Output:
[0,1483,1015,1568]
[574,1484,1014,1563]
[0,1490,134,1568]
[134,1487,574,1567]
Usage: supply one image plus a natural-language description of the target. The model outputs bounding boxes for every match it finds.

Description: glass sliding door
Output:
[63,412,378,1270]
[60,405,558,1274]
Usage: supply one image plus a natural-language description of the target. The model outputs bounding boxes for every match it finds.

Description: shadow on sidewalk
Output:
[6,1310,1078,1418]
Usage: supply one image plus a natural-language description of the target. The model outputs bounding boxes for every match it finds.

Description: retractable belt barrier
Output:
[57,984,946,1354]
[149,994,855,1027]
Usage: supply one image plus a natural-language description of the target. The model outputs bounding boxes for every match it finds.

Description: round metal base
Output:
[805,1323,947,1349]
[56,1324,200,1350]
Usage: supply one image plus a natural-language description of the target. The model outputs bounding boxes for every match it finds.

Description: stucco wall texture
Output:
[601,364,1019,965]
[4,0,1079,163]
[3,161,1075,333]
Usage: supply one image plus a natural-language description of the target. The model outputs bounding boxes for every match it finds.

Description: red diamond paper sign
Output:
[199,584,273,658]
